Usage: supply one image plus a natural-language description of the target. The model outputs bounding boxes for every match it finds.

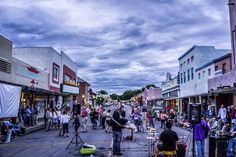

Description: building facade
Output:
[13,47,79,108]
[178,46,230,113]
[207,0,236,111]
[77,77,91,106]
[161,73,180,112]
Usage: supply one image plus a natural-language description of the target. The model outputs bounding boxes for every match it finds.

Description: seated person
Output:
[227,122,236,156]
[155,121,179,157]
[2,120,22,143]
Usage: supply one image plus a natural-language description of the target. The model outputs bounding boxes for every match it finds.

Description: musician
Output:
[227,122,236,156]
[155,121,179,157]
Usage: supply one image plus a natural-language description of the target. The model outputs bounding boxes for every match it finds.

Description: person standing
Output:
[25,106,31,126]
[230,105,236,124]
[52,109,58,129]
[150,108,157,128]
[45,108,52,131]
[61,111,70,137]
[105,109,112,133]
[218,104,227,122]
[194,116,210,157]
[111,110,127,156]
[81,107,88,133]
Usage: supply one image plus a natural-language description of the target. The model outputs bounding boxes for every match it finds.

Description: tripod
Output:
[66,115,84,149]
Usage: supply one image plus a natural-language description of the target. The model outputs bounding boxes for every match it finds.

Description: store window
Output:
[52,63,60,83]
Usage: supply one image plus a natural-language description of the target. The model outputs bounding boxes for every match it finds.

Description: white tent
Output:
[0,83,21,118]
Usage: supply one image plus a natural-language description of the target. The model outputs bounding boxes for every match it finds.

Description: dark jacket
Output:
[111,111,127,132]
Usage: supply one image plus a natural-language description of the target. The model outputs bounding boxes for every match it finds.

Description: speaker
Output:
[73,103,81,115]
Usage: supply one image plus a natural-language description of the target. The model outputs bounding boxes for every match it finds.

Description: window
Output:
[180,63,182,68]
[181,73,183,84]
[52,63,60,83]
[215,66,218,71]
[191,56,194,62]
[198,73,201,79]
[208,68,211,76]
[187,59,190,64]
[64,74,71,82]
[183,61,186,67]
[203,71,205,78]
[222,63,226,74]
[184,72,186,83]
[187,69,190,81]
[191,68,194,80]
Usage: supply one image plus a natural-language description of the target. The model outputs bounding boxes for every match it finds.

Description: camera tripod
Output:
[66,115,84,149]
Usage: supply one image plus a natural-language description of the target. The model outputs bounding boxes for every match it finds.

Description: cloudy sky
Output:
[0,0,231,94]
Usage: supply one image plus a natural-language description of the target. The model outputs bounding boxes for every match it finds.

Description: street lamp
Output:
[92,95,96,109]
[82,94,85,107]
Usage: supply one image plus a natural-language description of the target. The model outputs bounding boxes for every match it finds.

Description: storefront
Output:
[61,80,80,107]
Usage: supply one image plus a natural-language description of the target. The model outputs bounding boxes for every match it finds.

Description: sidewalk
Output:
[0,121,45,144]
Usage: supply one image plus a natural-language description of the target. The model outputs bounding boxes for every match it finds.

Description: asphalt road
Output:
[0,105,208,157]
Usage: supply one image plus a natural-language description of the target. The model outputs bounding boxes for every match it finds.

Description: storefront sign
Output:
[15,66,47,83]
[62,84,79,94]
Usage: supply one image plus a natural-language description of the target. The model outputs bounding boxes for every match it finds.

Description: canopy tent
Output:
[0,83,21,118]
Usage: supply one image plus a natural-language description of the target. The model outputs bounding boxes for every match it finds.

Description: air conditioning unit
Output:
[215,69,223,76]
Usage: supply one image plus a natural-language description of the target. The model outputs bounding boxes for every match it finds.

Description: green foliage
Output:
[99,90,108,95]
[96,96,105,105]
[146,84,156,89]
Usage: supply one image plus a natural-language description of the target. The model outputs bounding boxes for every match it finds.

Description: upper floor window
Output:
[187,69,190,81]
[208,68,211,76]
[181,73,183,84]
[222,63,226,74]
[215,66,218,71]
[203,71,205,78]
[64,74,71,82]
[184,72,186,83]
[180,63,182,68]
[52,63,60,84]
[183,61,186,67]
[191,56,194,62]
[187,59,190,64]
[198,73,201,79]
[191,68,194,80]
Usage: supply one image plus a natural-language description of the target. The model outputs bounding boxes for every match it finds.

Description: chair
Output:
[162,150,177,157]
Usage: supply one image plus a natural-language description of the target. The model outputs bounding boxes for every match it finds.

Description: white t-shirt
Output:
[218,108,227,120]
[61,114,70,124]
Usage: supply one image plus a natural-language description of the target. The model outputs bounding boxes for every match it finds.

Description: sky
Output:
[0,0,231,94]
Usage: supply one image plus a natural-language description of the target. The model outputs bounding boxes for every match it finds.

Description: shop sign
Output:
[15,65,47,83]
[62,84,80,94]
[64,80,79,87]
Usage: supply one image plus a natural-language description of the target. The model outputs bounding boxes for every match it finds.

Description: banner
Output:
[0,83,22,118]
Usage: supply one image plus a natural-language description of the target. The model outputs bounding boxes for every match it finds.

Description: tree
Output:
[110,93,120,100]
[145,84,156,89]
[99,90,108,95]
[96,96,105,105]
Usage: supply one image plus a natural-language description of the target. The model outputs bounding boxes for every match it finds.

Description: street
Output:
[0,105,208,157]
